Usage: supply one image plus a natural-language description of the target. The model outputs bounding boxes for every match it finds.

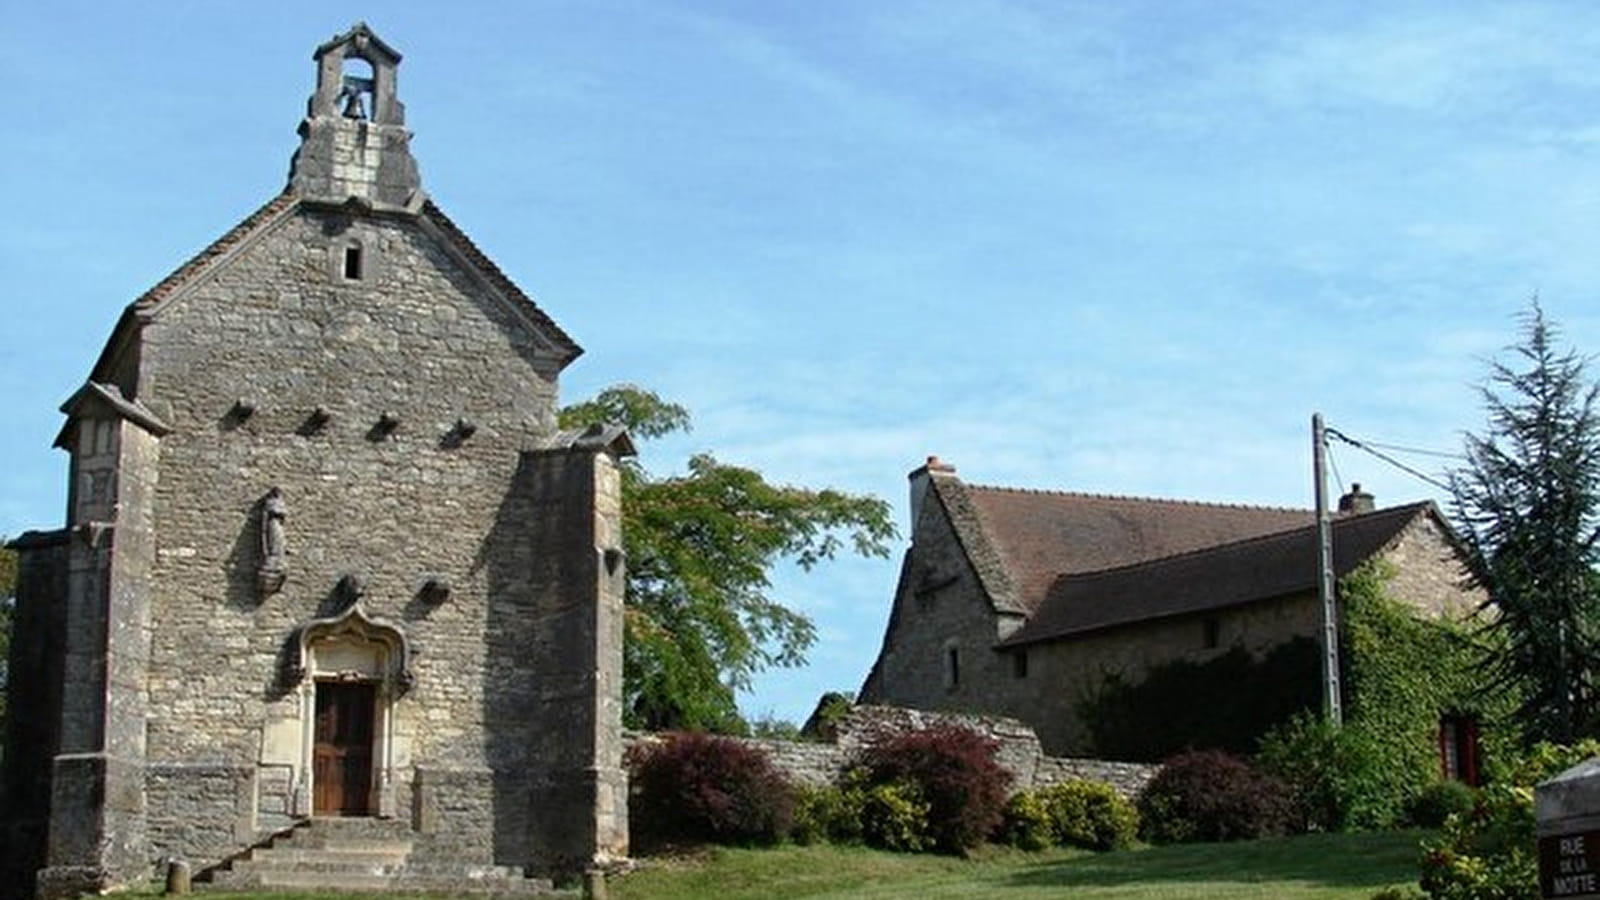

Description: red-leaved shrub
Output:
[1137,749,1292,843]
[627,732,795,850]
[852,724,1011,854]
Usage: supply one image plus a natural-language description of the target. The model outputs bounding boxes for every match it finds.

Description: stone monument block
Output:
[1537,757,1600,899]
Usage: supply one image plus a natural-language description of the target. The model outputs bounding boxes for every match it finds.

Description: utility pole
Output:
[1313,413,1343,725]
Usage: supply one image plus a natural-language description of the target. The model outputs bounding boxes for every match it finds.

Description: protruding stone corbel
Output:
[75,520,114,548]
[440,418,477,450]
[299,406,332,436]
[335,572,367,608]
[368,412,400,441]
[418,575,452,605]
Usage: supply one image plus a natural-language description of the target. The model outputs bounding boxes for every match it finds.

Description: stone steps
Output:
[196,819,556,895]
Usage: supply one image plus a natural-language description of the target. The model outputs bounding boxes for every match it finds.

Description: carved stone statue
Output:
[258,487,287,595]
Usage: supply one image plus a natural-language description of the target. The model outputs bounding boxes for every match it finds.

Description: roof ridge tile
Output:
[963,482,1309,514]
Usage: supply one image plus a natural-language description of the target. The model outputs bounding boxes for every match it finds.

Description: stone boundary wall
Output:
[627,705,1158,800]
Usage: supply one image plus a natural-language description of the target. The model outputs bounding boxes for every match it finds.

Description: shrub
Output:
[1137,750,1292,844]
[801,691,856,741]
[852,779,932,852]
[627,732,795,850]
[791,783,860,846]
[1001,780,1138,851]
[1418,783,1537,900]
[1257,712,1406,831]
[998,790,1055,851]
[1416,740,1600,900]
[1042,780,1139,850]
[1408,780,1477,829]
[851,724,1012,854]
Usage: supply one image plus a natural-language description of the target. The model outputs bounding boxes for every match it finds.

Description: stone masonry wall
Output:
[1381,514,1485,620]
[860,491,1023,722]
[1024,592,1320,754]
[628,706,1158,801]
[129,203,568,871]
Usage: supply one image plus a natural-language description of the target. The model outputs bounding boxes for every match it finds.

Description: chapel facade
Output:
[1,24,629,898]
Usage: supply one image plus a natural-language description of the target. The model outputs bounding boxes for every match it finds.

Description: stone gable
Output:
[0,26,628,900]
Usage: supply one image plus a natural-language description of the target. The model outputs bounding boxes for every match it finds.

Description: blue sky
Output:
[6,2,1600,724]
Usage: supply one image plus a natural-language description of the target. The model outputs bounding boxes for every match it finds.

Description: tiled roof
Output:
[962,485,1313,615]
[928,474,1025,615]
[53,381,173,449]
[999,502,1435,646]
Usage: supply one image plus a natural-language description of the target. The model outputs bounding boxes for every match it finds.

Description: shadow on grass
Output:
[1001,831,1427,891]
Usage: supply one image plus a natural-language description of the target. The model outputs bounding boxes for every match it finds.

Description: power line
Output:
[1327,442,1347,497]
[1353,439,1466,461]
[1324,427,1454,493]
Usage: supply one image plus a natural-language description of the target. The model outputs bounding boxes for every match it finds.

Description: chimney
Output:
[1338,483,1375,515]
[908,456,956,535]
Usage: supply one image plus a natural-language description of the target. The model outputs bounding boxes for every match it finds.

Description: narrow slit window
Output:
[944,644,961,689]
[1202,617,1220,649]
[343,245,364,280]
[1012,650,1028,679]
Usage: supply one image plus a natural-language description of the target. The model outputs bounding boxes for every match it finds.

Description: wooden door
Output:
[313,681,376,816]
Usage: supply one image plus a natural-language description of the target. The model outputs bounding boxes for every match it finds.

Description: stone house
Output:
[859,457,1482,764]
[1,24,629,899]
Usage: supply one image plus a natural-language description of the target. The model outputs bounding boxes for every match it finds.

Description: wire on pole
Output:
[1324,427,1454,493]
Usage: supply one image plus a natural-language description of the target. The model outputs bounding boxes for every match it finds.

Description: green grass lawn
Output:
[609,830,1430,900]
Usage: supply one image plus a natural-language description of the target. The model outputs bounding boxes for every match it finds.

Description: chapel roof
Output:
[998,501,1437,646]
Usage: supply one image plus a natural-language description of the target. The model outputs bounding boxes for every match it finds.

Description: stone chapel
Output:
[1,24,629,898]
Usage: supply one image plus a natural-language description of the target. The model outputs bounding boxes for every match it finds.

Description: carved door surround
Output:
[287,603,412,817]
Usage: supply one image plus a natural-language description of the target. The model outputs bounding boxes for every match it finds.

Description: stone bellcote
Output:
[288,23,424,213]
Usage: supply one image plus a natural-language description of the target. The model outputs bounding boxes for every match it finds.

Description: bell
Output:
[342,90,367,119]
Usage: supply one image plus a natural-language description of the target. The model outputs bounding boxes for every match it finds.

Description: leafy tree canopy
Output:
[560,384,896,732]
[1,538,14,733]
[1449,302,1600,744]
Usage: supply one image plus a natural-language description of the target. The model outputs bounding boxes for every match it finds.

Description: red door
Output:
[313,681,376,816]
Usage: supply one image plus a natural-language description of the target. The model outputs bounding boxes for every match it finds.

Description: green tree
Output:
[560,385,896,732]
[1449,303,1600,744]
[0,538,15,735]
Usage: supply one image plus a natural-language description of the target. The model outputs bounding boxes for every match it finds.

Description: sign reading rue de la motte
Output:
[1542,831,1600,898]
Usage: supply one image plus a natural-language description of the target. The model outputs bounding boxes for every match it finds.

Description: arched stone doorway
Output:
[287,603,413,818]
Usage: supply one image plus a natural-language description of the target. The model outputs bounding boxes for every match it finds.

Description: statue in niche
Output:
[258,487,288,596]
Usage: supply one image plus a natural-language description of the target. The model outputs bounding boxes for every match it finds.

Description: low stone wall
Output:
[628,705,1158,799]
[1033,757,1156,800]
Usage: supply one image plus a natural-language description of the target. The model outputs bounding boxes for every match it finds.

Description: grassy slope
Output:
[610,831,1429,900]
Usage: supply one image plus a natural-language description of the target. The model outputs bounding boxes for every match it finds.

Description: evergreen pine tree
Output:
[1450,303,1600,743]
